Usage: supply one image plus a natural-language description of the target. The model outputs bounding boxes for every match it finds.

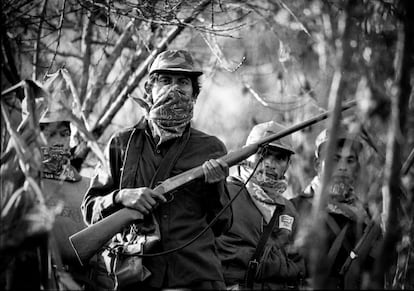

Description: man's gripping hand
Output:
[202,158,229,184]
[115,187,167,215]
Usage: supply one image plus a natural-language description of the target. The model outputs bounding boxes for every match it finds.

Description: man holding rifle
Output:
[81,50,232,290]
[216,121,306,290]
[291,122,382,289]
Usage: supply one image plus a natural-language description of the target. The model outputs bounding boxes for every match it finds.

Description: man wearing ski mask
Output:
[216,121,305,290]
[290,124,374,289]
[82,50,232,290]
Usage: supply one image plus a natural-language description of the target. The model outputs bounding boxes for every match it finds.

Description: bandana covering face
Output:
[145,85,194,145]
[303,176,368,222]
[240,165,288,223]
[41,146,81,182]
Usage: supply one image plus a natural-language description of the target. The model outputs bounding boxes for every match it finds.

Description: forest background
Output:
[1,0,413,289]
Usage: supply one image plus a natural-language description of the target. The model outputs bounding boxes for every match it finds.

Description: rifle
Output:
[340,220,382,289]
[69,100,357,266]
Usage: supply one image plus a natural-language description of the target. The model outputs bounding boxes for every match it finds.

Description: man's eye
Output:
[158,77,171,84]
[179,79,191,85]
[60,130,71,137]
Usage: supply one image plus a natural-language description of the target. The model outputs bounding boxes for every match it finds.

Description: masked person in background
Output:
[216,121,305,290]
[1,71,91,290]
[291,123,382,290]
[81,50,232,291]
[37,70,92,288]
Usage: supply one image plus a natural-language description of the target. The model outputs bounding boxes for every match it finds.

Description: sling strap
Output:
[244,202,285,289]
[326,222,350,272]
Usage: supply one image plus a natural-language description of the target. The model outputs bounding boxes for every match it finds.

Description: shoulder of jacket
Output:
[189,127,227,154]
[111,119,146,143]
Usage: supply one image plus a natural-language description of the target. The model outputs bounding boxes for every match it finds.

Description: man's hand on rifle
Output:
[202,158,229,183]
[115,187,167,215]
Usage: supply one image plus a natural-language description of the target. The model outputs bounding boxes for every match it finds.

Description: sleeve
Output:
[206,180,233,236]
[256,242,306,282]
[256,205,306,282]
[204,137,233,236]
[81,133,125,225]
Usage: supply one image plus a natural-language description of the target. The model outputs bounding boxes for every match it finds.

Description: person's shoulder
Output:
[290,193,313,213]
[111,119,146,143]
[189,127,227,152]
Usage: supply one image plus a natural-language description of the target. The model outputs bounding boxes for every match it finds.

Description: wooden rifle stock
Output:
[70,100,356,266]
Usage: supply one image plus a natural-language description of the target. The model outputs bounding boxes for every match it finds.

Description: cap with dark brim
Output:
[149,50,203,77]
[151,68,203,76]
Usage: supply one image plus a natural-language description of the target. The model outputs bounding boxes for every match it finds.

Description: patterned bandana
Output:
[41,146,81,182]
[303,176,368,222]
[240,165,288,223]
[146,86,193,145]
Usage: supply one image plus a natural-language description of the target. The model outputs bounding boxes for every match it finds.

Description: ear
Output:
[144,81,151,95]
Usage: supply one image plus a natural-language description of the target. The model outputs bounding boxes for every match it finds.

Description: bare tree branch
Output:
[307,0,355,288]
[82,18,140,118]
[93,47,147,128]
[79,7,95,104]
[370,0,414,287]
[92,0,213,138]
[45,0,67,78]
[32,0,49,80]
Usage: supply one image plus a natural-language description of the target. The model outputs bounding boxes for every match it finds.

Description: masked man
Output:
[81,50,232,290]
[291,124,381,289]
[216,121,305,290]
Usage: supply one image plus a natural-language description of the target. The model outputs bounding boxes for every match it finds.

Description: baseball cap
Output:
[315,124,363,158]
[148,50,203,76]
[246,121,295,155]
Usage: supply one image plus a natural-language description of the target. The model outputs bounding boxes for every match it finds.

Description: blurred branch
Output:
[200,32,246,72]
[32,0,48,81]
[242,82,311,111]
[401,147,414,176]
[82,18,140,118]
[79,7,95,104]
[94,47,148,128]
[370,0,414,287]
[91,0,213,138]
[308,0,355,288]
[45,0,67,78]
[1,30,22,89]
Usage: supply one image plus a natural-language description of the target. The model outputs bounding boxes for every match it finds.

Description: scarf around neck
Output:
[41,146,81,182]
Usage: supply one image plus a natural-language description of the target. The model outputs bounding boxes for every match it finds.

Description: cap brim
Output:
[268,143,295,155]
[151,69,203,76]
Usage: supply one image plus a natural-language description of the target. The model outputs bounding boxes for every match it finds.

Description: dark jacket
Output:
[290,180,379,290]
[81,120,232,288]
[216,177,305,290]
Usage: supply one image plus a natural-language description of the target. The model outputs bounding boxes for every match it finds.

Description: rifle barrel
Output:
[69,99,357,265]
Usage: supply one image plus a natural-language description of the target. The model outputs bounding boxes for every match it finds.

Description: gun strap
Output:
[326,214,352,253]
[326,222,350,272]
[244,203,284,289]
[149,124,191,188]
[339,221,381,276]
